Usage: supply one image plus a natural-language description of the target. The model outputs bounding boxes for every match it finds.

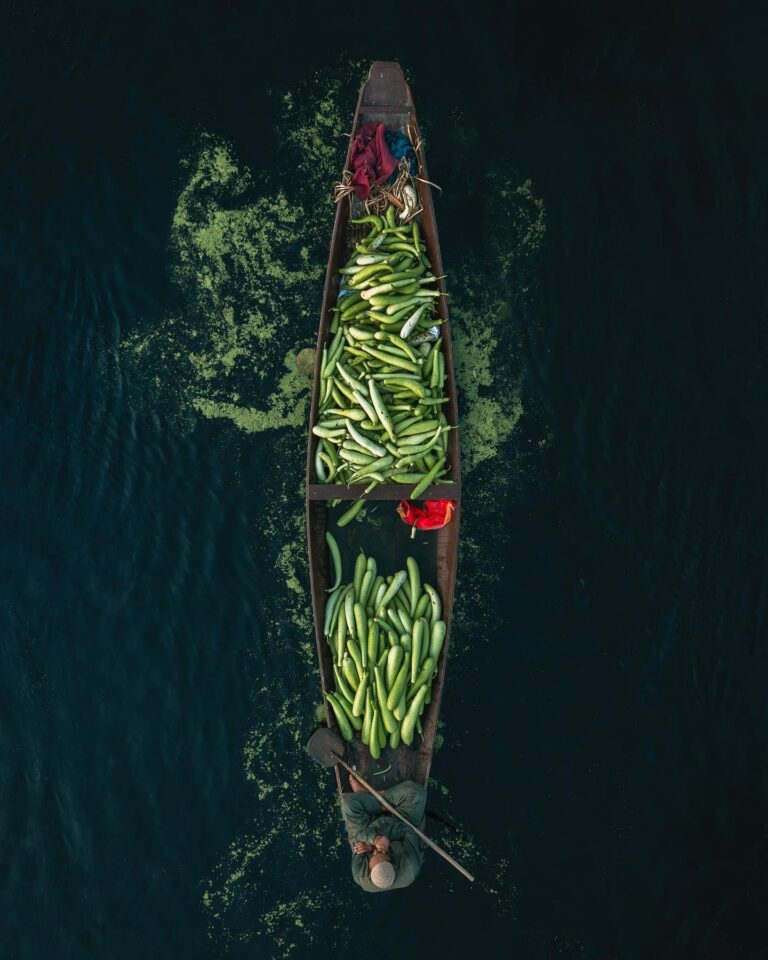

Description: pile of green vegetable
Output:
[323,535,446,757]
[312,204,454,495]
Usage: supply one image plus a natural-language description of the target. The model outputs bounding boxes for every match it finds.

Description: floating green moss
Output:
[203,690,355,954]
[191,352,309,433]
[122,135,320,433]
[453,303,524,476]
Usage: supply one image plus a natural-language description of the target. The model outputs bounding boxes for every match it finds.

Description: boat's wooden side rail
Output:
[306,482,459,501]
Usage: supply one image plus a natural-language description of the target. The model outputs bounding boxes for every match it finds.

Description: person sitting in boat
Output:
[341,774,427,891]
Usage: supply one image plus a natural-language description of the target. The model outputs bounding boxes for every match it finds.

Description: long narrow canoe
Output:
[306,62,461,800]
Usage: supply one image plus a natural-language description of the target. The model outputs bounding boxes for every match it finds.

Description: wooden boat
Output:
[306,62,461,800]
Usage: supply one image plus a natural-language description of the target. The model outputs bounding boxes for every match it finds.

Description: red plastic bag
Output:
[397,499,457,535]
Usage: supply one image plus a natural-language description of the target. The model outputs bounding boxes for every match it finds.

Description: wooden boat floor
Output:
[345,740,423,793]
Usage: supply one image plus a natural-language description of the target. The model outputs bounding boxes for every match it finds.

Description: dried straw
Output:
[333,126,442,219]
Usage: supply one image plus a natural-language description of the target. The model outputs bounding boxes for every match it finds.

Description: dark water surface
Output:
[3,4,768,958]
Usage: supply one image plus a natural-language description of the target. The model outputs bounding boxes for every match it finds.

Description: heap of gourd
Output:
[312,204,453,496]
[323,537,445,757]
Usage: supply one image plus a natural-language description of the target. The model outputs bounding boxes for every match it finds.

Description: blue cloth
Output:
[338,276,355,300]
[384,129,417,177]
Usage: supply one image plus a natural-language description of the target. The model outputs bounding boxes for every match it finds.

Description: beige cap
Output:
[370,860,396,889]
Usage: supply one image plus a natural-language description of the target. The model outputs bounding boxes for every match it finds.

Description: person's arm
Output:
[385,821,424,886]
[381,782,427,878]
[350,849,376,891]
[341,794,380,845]
[385,819,413,842]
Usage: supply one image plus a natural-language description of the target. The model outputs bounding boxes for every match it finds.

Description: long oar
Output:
[307,728,475,882]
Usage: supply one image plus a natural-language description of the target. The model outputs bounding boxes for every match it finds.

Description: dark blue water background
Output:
[2,3,768,958]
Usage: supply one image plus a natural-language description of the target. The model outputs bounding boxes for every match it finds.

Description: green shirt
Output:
[340,780,427,892]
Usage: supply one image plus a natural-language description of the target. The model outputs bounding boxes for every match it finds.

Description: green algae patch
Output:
[494,178,547,303]
[123,135,320,433]
[122,68,372,438]
[449,166,546,479]
[191,350,309,433]
[203,690,360,955]
[279,63,367,201]
[445,165,547,688]
[453,301,525,476]
[259,468,314,644]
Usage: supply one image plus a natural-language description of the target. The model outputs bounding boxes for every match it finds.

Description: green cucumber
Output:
[396,607,412,634]
[368,380,396,442]
[342,654,360,690]
[333,664,356,705]
[374,665,398,735]
[393,691,407,722]
[370,707,382,759]
[386,645,404,689]
[397,418,439,438]
[376,708,387,754]
[337,499,365,528]
[352,672,367,717]
[389,472,428,483]
[424,583,442,624]
[344,589,356,636]
[353,604,369,662]
[326,531,342,592]
[353,552,367,600]
[376,570,407,616]
[362,690,373,745]
[410,619,423,684]
[347,637,364,679]
[323,586,344,637]
[373,583,388,612]
[400,685,429,746]
[335,611,346,667]
[413,593,430,621]
[406,556,420,616]
[362,573,382,612]
[325,692,353,742]
[367,620,379,666]
[408,456,447,499]
[375,616,395,641]
[334,691,363,731]
[429,620,447,663]
[387,661,409,711]
[407,656,435,699]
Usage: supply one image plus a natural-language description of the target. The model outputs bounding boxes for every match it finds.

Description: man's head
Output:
[369,852,396,889]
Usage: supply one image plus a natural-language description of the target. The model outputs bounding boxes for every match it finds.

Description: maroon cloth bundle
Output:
[349,122,398,201]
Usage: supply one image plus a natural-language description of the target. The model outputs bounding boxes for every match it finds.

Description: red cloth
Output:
[396,500,457,531]
[349,122,398,201]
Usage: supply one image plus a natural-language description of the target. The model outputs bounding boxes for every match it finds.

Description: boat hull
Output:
[306,62,461,797]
